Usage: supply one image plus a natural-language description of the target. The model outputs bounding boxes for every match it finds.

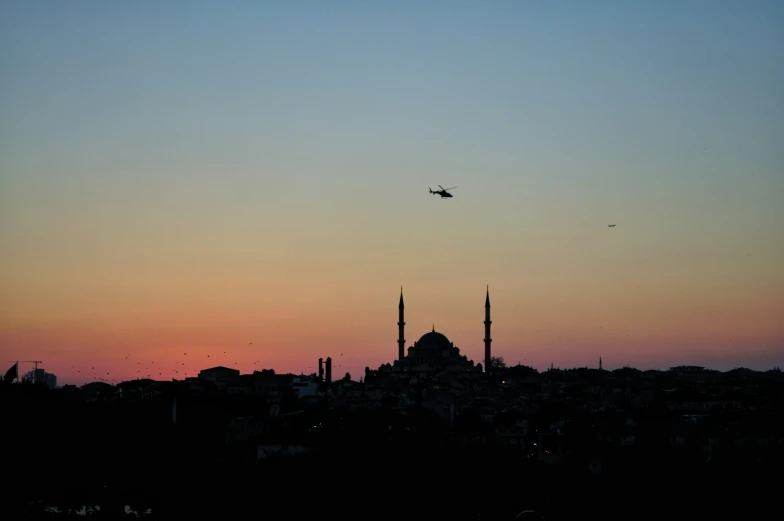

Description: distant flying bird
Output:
[608,224,616,227]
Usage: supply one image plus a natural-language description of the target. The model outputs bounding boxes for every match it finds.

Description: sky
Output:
[1,0,782,385]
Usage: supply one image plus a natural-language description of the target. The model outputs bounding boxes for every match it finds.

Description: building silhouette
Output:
[391,288,490,375]
[198,366,240,390]
[23,368,57,388]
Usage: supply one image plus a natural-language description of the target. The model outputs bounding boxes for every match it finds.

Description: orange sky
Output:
[1,278,782,385]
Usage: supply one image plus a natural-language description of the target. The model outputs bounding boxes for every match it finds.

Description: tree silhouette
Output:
[489,356,506,371]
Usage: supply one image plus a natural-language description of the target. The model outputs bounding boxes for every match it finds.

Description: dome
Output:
[416,330,452,350]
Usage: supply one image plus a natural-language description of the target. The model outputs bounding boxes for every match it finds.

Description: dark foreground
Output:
[9,446,775,520]
[5,382,780,520]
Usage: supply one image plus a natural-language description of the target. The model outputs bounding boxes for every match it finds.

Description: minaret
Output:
[599,356,603,371]
[398,287,406,361]
[484,286,492,373]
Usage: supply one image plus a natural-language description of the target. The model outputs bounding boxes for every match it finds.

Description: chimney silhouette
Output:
[325,357,332,383]
[318,358,324,379]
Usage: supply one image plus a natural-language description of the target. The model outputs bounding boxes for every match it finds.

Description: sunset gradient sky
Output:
[1,1,782,385]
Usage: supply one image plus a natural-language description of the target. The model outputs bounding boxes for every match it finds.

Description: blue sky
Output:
[1,1,782,381]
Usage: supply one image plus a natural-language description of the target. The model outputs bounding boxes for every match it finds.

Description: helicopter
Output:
[429,185,457,198]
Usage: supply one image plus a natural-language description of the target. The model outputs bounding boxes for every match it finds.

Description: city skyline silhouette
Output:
[4,285,779,385]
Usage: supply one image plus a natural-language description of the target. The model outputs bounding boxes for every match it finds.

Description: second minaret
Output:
[484,286,492,373]
[398,287,406,361]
